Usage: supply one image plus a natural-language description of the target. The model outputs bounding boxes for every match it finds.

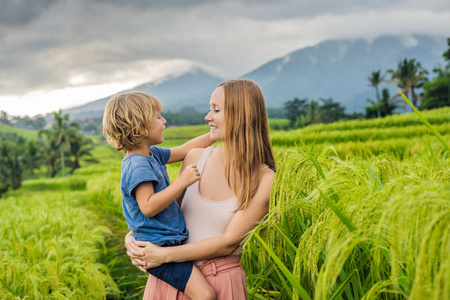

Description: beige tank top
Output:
[180,146,242,265]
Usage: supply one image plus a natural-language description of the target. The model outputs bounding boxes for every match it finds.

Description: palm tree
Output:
[68,134,98,174]
[388,58,428,112]
[408,61,428,107]
[309,100,319,124]
[388,59,411,113]
[25,139,44,178]
[0,134,27,190]
[368,70,385,118]
[40,110,80,177]
[39,130,61,177]
[283,98,309,128]
[317,98,346,123]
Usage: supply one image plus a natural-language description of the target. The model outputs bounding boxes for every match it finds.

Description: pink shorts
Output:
[143,255,248,300]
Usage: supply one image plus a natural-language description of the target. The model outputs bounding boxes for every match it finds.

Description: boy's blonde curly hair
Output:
[102,92,162,151]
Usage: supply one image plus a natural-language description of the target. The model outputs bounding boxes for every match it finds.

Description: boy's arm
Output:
[135,164,200,217]
[167,133,212,164]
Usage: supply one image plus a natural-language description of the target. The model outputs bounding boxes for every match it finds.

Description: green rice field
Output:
[0,107,449,299]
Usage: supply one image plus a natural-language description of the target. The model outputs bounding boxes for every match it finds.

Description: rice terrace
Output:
[0,99,448,299]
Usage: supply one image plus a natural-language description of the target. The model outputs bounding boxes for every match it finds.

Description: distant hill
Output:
[243,35,447,112]
[57,34,447,122]
[58,68,224,122]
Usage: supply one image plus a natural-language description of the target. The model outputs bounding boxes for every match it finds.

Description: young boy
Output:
[103,92,216,300]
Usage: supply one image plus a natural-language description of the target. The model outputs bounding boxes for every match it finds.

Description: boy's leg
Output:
[184,265,216,300]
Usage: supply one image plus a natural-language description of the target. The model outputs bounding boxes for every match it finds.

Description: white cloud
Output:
[0,59,198,116]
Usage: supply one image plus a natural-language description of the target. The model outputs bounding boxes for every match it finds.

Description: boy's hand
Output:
[177,164,201,187]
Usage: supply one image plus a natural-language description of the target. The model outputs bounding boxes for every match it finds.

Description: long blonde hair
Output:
[219,79,276,210]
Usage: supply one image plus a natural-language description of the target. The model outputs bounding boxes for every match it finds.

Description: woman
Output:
[126,79,276,299]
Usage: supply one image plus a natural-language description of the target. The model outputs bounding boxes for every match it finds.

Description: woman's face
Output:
[205,87,225,142]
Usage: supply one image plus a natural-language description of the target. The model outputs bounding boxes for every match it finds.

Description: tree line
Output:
[0,110,97,197]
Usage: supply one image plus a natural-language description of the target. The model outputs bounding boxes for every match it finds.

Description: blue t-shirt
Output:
[120,146,188,246]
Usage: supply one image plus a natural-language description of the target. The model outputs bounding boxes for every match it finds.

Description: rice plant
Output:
[243,149,450,300]
[0,191,120,299]
[2,106,449,299]
[271,123,450,147]
[294,107,450,134]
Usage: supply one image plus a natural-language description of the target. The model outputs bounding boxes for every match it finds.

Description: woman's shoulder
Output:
[184,147,210,165]
[261,168,275,188]
[262,164,276,179]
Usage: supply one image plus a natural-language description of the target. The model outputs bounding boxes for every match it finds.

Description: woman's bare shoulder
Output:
[251,166,275,202]
[262,165,276,179]
[184,147,208,165]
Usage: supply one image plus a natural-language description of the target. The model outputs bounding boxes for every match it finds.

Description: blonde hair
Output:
[219,79,276,211]
[102,92,162,151]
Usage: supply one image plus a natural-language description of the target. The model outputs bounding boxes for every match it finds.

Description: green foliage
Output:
[419,39,450,110]
[36,110,97,178]
[162,124,210,139]
[244,150,450,299]
[267,107,286,119]
[0,191,120,299]
[269,118,291,130]
[316,98,347,124]
[397,89,450,151]
[0,123,38,140]
[163,106,208,126]
[68,134,98,174]
[21,176,88,191]
[245,92,449,299]
[0,133,46,195]
[368,70,386,118]
[388,58,428,111]
[443,37,450,62]
[295,107,450,133]
[284,98,309,127]
[39,110,82,178]
[283,98,356,129]
[420,70,450,110]
[365,88,397,119]
[271,115,450,151]
[1,109,449,299]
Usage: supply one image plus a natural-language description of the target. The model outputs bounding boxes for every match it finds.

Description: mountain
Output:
[242,35,447,112]
[59,68,224,122]
[60,34,447,122]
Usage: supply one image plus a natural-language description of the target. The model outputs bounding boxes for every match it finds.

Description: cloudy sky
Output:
[1,0,449,117]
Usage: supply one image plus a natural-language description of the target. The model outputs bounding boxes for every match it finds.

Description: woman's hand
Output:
[125,232,147,273]
[124,231,167,270]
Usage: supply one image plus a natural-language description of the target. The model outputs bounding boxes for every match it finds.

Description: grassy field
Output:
[0,123,39,140]
[0,108,449,299]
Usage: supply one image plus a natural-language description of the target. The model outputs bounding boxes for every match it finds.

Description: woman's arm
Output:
[127,169,275,268]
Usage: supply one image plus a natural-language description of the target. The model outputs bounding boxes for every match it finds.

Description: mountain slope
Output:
[61,34,447,122]
[242,35,447,112]
[61,68,223,121]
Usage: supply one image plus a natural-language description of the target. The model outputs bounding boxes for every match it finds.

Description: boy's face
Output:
[146,111,166,145]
